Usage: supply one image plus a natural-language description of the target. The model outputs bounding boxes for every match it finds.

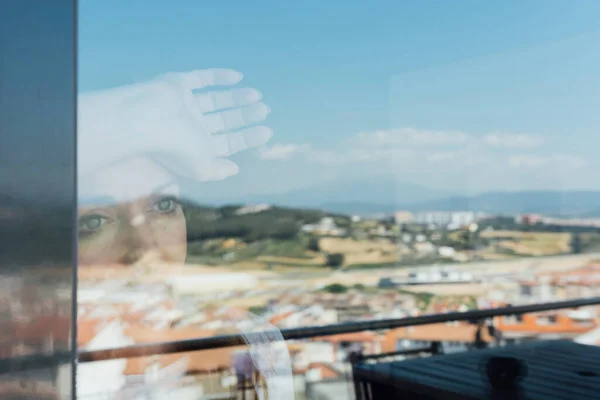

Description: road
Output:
[304,252,600,288]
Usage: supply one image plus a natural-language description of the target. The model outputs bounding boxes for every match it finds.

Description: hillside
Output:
[175,200,593,271]
[182,202,350,242]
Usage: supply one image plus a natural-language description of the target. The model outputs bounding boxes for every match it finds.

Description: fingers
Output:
[211,126,273,157]
[204,102,271,134]
[193,88,262,113]
[161,68,243,90]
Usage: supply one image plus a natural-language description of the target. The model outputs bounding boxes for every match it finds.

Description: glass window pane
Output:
[0,1,77,399]
[77,2,600,399]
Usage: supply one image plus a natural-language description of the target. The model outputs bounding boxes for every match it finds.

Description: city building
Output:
[234,204,272,215]
[393,211,414,224]
[301,217,347,236]
[379,268,478,287]
[494,310,597,343]
[515,262,600,303]
[515,213,543,225]
[413,211,480,228]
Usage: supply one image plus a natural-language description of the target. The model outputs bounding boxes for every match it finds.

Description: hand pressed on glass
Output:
[78,68,271,190]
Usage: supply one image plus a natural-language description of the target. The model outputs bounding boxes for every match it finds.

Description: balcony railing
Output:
[3,296,600,400]
[79,296,600,362]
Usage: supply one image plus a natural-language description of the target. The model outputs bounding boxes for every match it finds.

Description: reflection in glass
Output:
[78,1,600,399]
[77,70,294,398]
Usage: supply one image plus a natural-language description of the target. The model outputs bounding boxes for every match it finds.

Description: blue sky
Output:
[79,1,600,200]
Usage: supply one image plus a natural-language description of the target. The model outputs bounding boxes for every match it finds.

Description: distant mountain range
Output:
[182,178,600,217]
[324,191,600,217]
[219,186,600,217]
[207,178,452,212]
[411,191,600,216]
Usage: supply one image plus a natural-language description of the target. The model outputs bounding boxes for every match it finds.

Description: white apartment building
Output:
[413,211,480,228]
[301,217,347,236]
[235,203,272,215]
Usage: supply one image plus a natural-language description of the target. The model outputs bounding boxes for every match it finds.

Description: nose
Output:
[119,217,159,266]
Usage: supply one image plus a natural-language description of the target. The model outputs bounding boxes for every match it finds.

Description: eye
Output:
[152,196,179,214]
[78,214,109,235]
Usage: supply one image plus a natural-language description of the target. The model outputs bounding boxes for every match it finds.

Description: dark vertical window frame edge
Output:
[71,0,79,398]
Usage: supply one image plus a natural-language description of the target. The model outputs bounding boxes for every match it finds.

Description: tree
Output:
[308,237,320,252]
[571,233,583,254]
[249,305,268,315]
[325,253,345,268]
[323,283,348,294]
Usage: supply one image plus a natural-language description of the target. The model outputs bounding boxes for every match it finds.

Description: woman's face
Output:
[78,156,187,269]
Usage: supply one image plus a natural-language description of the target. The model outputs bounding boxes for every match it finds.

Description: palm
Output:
[78,68,272,182]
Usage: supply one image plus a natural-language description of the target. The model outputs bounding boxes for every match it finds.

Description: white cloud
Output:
[507,155,547,168]
[552,154,588,168]
[351,127,472,148]
[426,152,459,163]
[507,154,587,169]
[483,133,544,149]
[252,127,588,192]
[327,128,557,170]
[258,144,310,160]
[311,128,480,168]
[344,147,416,164]
[266,128,549,169]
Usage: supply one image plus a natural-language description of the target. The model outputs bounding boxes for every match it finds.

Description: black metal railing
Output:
[79,296,600,363]
[3,296,600,376]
